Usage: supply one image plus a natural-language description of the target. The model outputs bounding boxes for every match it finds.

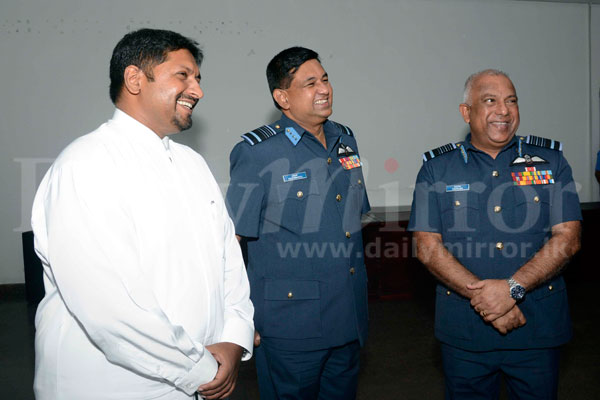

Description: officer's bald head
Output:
[463,69,513,105]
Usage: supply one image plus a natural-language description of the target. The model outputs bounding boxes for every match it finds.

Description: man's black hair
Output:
[109,28,202,104]
[266,46,320,110]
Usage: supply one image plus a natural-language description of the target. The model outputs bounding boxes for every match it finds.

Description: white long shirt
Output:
[31,109,254,400]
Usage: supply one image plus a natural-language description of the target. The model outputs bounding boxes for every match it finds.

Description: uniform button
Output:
[336,194,342,202]
[454,200,461,207]
[327,157,332,164]
[297,191,303,198]
[345,232,351,238]
[533,196,540,203]
[492,170,499,177]
[496,242,504,250]
[446,290,451,296]
[287,292,293,298]
[358,179,362,185]
[349,267,355,275]
[548,285,553,291]
[494,206,502,213]
[275,125,280,129]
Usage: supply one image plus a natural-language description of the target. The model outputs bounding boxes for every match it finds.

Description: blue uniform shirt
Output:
[408,134,581,351]
[226,114,370,351]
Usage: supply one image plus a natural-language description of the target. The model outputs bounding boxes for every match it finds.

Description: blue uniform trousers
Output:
[255,339,360,400]
[441,344,561,400]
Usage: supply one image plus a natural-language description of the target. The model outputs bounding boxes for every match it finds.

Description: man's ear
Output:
[273,89,289,110]
[459,103,471,124]
[123,65,143,95]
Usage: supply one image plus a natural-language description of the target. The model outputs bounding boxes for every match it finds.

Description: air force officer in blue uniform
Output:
[408,70,582,399]
[225,47,370,399]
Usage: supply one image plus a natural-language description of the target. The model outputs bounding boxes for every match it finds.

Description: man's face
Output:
[460,74,520,154]
[139,49,203,136]
[279,59,333,128]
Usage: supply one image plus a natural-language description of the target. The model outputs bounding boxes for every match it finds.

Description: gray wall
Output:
[1,0,599,284]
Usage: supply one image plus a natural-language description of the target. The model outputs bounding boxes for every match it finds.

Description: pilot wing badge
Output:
[510,154,548,167]
[337,143,356,156]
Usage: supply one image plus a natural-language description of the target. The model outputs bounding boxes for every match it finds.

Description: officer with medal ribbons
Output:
[225,47,370,399]
[408,69,582,399]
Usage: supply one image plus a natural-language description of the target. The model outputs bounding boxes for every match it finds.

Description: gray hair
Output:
[463,69,511,104]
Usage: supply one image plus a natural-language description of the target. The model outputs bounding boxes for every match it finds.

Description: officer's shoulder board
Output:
[422,143,460,162]
[522,135,563,152]
[241,124,281,146]
[331,121,354,137]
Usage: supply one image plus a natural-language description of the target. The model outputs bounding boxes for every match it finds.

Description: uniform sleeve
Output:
[218,204,255,359]
[225,142,266,238]
[550,153,582,226]
[595,150,600,171]
[34,159,218,396]
[407,162,442,233]
[361,188,371,215]
[355,144,371,215]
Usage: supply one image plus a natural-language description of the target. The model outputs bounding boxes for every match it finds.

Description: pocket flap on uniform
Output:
[440,191,480,213]
[531,277,566,300]
[276,180,319,203]
[264,280,320,300]
[512,185,551,207]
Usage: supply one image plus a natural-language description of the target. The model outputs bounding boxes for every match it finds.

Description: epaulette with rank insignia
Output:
[332,121,354,137]
[422,143,459,162]
[524,135,562,151]
[241,125,279,146]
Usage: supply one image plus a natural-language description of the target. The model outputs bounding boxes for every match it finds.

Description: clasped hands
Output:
[467,279,526,335]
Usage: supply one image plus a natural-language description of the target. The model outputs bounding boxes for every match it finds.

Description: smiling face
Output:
[459,74,520,157]
[137,49,203,137]
[274,59,332,131]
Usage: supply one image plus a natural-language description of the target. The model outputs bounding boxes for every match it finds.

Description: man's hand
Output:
[490,305,527,334]
[254,330,261,347]
[467,279,515,322]
[198,342,244,399]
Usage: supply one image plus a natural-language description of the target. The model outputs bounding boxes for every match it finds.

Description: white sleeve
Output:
[218,199,255,359]
[36,159,217,395]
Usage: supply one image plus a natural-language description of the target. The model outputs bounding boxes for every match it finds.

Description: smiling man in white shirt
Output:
[31,28,254,400]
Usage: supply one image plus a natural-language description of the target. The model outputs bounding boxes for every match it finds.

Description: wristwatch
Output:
[507,277,526,301]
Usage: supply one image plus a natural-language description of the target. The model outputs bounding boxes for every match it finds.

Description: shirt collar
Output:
[112,108,173,156]
[112,108,171,148]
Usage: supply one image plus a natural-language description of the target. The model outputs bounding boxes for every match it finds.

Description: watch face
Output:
[511,285,526,300]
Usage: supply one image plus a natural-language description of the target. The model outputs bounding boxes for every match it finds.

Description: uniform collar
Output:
[277,113,341,150]
[461,132,519,156]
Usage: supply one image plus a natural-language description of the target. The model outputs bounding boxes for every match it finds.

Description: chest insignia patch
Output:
[446,184,470,192]
[510,154,548,166]
[339,155,362,170]
[282,171,308,182]
[511,167,554,185]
